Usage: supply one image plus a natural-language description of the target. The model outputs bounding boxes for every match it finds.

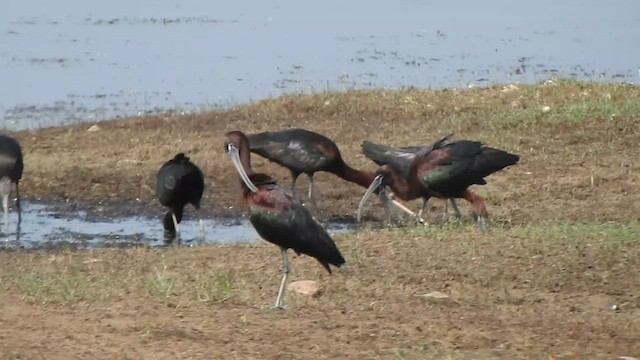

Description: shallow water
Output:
[0,202,354,250]
[2,0,639,130]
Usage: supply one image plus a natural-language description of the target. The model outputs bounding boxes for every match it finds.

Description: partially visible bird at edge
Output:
[225,130,345,310]
[0,134,23,235]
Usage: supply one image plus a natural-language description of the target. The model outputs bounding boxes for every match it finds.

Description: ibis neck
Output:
[384,168,422,201]
[336,163,376,189]
[238,144,255,177]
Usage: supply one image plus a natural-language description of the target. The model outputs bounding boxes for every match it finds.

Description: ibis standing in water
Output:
[247,128,416,216]
[361,134,463,222]
[225,130,345,310]
[155,153,205,239]
[358,138,519,228]
[0,134,23,233]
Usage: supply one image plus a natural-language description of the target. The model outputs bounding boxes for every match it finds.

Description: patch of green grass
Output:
[13,271,123,304]
[191,270,235,302]
[146,265,175,299]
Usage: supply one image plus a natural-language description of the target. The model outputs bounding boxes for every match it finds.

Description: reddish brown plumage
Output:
[224,131,345,274]
[377,139,519,222]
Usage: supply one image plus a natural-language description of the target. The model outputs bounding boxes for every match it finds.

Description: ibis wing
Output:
[250,137,331,173]
[248,186,345,272]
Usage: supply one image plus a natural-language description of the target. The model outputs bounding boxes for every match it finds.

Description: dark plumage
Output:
[155,153,205,236]
[359,138,519,228]
[361,134,462,221]
[0,134,24,231]
[225,130,345,309]
[247,128,375,202]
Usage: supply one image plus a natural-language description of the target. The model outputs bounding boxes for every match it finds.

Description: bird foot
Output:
[271,304,287,311]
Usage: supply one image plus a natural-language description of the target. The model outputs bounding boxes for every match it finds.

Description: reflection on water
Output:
[1,0,639,130]
[0,202,354,250]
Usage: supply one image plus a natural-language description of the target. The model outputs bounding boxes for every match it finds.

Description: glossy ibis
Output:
[358,138,519,228]
[246,128,415,216]
[361,134,463,222]
[225,130,345,309]
[155,153,205,238]
[0,134,23,232]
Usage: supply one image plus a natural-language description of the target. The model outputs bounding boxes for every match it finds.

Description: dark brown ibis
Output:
[225,130,345,309]
[358,138,520,228]
[0,134,23,232]
[361,134,463,222]
[247,128,415,216]
[155,153,205,239]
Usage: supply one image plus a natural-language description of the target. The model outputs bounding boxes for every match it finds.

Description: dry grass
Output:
[1,79,639,359]
[0,221,638,359]
[11,79,640,222]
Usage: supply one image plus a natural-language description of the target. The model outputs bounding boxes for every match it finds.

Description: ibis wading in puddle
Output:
[155,153,205,239]
[0,134,24,234]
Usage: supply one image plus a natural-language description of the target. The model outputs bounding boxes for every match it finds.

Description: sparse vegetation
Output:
[1,80,639,359]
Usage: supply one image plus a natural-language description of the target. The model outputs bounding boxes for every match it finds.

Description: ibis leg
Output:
[1,193,7,234]
[15,183,21,224]
[450,199,462,219]
[418,199,427,218]
[290,173,299,194]
[461,190,488,229]
[274,247,291,310]
[378,190,392,225]
[197,219,205,242]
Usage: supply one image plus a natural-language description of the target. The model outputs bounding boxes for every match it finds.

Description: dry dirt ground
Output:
[1,80,639,359]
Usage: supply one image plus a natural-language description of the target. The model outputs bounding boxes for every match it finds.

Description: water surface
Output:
[2,0,638,130]
[0,202,354,250]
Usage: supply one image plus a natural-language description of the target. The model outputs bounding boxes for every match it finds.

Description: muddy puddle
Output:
[2,0,639,131]
[0,201,355,251]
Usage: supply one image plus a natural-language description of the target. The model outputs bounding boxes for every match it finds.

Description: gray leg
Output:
[274,247,290,310]
[378,189,392,225]
[418,199,427,219]
[477,215,487,229]
[197,219,205,243]
[290,174,299,193]
[1,193,8,234]
[15,182,21,224]
[450,199,462,218]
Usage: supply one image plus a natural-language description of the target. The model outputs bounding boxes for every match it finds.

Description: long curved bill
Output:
[357,175,384,222]
[226,144,258,193]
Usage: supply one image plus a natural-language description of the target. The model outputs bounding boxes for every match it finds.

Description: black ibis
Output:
[361,134,463,222]
[225,130,345,309]
[0,134,23,232]
[358,138,519,228]
[247,128,415,216]
[155,153,205,238]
